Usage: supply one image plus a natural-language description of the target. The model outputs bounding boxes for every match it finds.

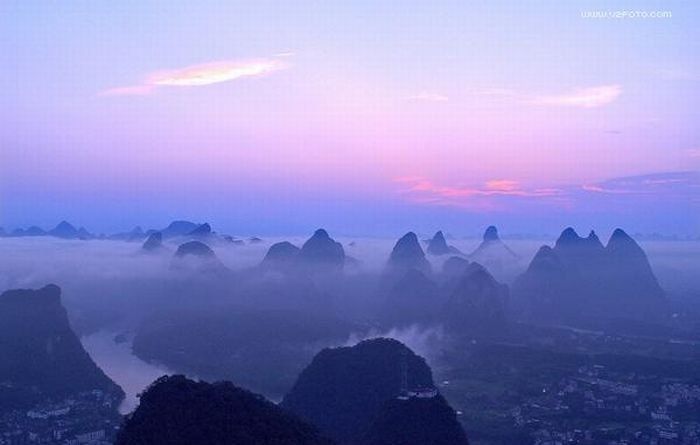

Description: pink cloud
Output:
[534,85,621,108]
[396,176,563,210]
[485,179,520,192]
[100,57,288,96]
[406,92,449,102]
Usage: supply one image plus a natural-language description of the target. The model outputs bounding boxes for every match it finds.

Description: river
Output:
[82,331,172,414]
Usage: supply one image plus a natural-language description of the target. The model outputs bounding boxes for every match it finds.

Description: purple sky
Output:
[1,1,699,236]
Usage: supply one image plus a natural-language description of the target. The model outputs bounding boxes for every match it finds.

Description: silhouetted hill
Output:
[606,229,664,300]
[427,231,462,256]
[76,226,92,239]
[48,220,80,239]
[174,240,215,257]
[300,229,345,269]
[188,222,212,238]
[116,375,333,445]
[11,225,46,237]
[161,220,199,238]
[111,226,146,241]
[282,338,433,444]
[468,226,518,280]
[365,394,469,445]
[0,285,123,411]
[141,231,164,252]
[171,241,227,273]
[444,263,508,333]
[261,241,302,270]
[513,228,666,322]
[386,232,431,275]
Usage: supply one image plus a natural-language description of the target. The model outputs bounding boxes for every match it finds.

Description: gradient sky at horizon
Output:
[1,1,699,236]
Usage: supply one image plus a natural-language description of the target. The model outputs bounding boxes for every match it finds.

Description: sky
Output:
[1,1,699,236]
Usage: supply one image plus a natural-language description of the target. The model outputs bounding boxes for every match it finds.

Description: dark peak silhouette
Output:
[249,236,263,243]
[555,226,580,246]
[606,228,664,299]
[48,220,79,239]
[282,338,433,445]
[526,245,564,274]
[387,232,431,274]
[25,226,46,236]
[483,225,499,241]
[553,227,605,265]
[262,241,301,269]
[513,228,665,323]
[469,226,518,268]
[161,220,199,238]
[116,375,331,445]
[0,285,124,408]
[0,226,5,237]
[300,228,345,267]
[365,394,469,445]
[2,283,62,306]
[141,231,163,251]
[444,262,508,332]
[189,222,212,237]
[607,228,640,253]
[427,230,462,256]
[172,241,227,274]
[587,229,602,245]
[76,226,92,239]
[427,230,449,255]
[174,240,215,258]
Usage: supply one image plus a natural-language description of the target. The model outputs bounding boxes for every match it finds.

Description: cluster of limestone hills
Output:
[0,285,468,445]
[122,220,666,328]
[2,219,667,327]
[161,223,664,325]
[0,220,253,244]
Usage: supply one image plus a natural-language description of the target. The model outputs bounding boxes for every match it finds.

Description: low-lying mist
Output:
[1,232,698,406]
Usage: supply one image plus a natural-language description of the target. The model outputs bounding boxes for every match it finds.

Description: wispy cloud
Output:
[395,177,562,210]
[463,85,622,108]
[406,92,449,102]
[100,57,288,96]
[582,171,700,195]
[395,171,699,211]
[533,85,622,108]
[686,148,700,159]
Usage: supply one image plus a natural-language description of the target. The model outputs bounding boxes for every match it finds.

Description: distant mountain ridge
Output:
[386,232,431,275]
[260,229,349,273]
[427,231,462,256]
[513,227,666,322]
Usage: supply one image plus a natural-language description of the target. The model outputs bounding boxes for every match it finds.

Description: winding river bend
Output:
[82,331,172,414]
